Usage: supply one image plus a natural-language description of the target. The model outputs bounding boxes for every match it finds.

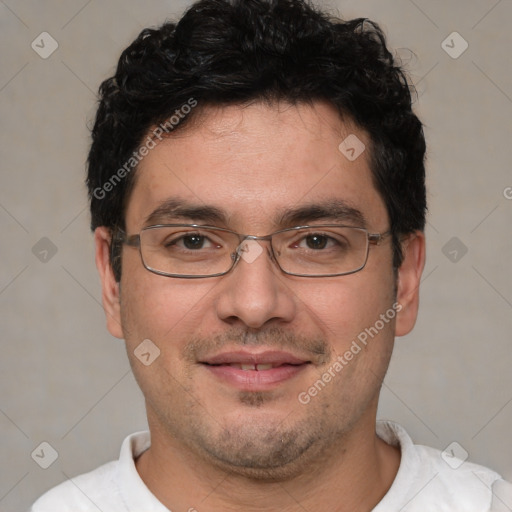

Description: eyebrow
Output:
[276,200,367,228]
[144,198,228,226]
[143,197,367,230]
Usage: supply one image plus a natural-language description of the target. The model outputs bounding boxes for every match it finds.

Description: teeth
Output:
[256,364,273,371]
[229,363,277,371]
[229,363,256,370]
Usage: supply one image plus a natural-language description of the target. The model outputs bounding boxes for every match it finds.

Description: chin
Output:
[186,412,334,481]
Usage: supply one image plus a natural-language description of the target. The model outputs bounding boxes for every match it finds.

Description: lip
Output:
[200,350,311,390]
[201,350,309,366]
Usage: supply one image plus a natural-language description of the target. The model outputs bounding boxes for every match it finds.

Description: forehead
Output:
[125,101,388,232]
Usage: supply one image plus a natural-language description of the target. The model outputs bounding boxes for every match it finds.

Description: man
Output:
[31,0,511,510]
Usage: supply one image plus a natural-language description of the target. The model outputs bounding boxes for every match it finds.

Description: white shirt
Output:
[30,421,512,511]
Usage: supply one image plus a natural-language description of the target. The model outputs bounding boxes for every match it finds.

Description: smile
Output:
[200,350,311,390]
[225,363,290,371]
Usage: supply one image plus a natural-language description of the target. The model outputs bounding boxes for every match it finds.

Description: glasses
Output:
[118,224,391,279]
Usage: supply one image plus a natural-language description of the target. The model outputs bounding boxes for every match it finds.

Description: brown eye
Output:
[181,234,207,250]
[305,234,329,250]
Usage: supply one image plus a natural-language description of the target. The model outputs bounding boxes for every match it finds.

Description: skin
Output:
[95,101,425,511]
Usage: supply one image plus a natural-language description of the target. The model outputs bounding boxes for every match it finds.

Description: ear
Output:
[94,227,124,339]
[395,231,426,337]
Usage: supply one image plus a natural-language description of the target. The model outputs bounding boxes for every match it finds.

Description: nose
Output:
[214,239,297,329]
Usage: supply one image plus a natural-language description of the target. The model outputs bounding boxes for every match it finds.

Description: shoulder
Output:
[415,443,502,501]
[29,460,121,512]
[29,431,151,512]
[376,421,506,511]
[491,479,512,511]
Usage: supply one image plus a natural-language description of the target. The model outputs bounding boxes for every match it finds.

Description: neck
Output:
[135,407,400,512]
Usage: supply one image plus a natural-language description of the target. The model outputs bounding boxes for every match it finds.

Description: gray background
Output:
[1,0,511,510]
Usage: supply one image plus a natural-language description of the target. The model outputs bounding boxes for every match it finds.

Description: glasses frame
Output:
[118,223,391,279]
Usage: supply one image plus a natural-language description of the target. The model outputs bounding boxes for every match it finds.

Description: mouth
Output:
[199,350,312,390]
[222,362,294,371]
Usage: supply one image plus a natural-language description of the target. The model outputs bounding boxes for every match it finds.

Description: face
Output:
[96,101,424,478]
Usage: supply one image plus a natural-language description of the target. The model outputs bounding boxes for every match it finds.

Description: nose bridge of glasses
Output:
[241,233,273,242]
[232,233,277,265]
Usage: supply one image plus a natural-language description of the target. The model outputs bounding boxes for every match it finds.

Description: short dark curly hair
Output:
[87,0,426,281]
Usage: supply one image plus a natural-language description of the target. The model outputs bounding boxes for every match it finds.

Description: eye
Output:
[181,234,209,250]
[293,233,339,250]
[165,232,219,250]
[302,233,331,250]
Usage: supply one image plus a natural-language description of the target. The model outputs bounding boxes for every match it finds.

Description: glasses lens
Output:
[273,226,369,276]
[139,226,237,277]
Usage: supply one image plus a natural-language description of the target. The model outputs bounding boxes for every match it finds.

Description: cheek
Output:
[306,278,397,395]
[293,272,396,350]
[118,272,211,405]
[119,256,218,348]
